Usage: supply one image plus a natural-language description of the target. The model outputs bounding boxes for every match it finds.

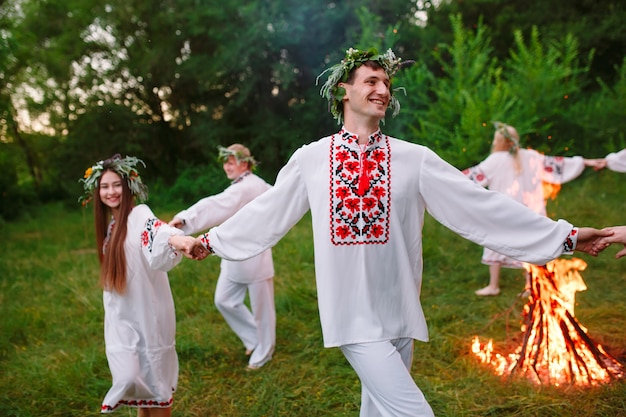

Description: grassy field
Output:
[1,169,625,417]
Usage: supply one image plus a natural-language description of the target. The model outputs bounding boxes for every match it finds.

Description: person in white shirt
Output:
[169,144,275,370]
[462,122,605,296]
[604,149,626,172]
[187,48,610,416]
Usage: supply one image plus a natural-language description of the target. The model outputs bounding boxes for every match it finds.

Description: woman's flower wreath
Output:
[317,47,413,124]
[78,154,148,206]
[493,121,520,155]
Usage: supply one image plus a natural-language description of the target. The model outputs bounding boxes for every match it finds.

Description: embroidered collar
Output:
[231,171,251,184]
[339,127,383,147]
[103,218,116,255]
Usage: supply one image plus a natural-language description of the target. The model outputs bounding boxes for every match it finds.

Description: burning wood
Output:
[472,258,624,386]
[542,181,561,201]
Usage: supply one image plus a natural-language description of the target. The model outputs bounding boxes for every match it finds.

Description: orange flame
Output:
[543,181,561,201]
[471,258,624,386]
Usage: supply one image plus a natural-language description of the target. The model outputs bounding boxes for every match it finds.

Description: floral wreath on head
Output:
[217,145,258,169]
[78,154,148,206]
[316,47,414,125]
[492,121,520,155]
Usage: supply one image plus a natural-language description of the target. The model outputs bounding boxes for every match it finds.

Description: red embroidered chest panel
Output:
[329,130,391,245]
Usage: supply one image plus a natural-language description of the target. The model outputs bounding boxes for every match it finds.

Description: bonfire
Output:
[472,258,625,386]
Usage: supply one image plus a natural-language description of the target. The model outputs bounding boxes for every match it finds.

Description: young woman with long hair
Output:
[80,154,197,416]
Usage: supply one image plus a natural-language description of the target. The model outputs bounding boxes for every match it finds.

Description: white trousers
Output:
[214,275,276,367]
[340,338,435,417]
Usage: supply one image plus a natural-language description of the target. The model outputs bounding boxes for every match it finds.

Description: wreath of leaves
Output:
[317,47,411,124]
[78,154,148,206]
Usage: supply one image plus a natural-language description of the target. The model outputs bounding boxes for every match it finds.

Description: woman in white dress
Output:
[79,154,197,416]
[605,148,626,172]
[462,123,605,296]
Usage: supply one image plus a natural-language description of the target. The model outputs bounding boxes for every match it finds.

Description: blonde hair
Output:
[492,122,522,175]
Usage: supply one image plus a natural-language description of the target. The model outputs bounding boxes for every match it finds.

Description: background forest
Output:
[1,0,625,220]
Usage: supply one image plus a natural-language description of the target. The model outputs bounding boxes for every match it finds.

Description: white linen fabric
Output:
[174,172,274,284]
[101,204,184,413]
[174,172,275,366]
[214,274,276,367]
[606,148,626,173]
[341,338,434,417]
[462,148,585,267]
[204,129,573,348]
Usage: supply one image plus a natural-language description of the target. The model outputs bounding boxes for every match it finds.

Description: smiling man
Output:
[191,48,610,416]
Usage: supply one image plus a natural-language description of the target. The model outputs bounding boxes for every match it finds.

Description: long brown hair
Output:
[93,168,135,293]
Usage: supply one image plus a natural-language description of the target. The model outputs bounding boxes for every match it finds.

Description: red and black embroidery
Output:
[103,219,116,255]
[329,130,391,245]
[544,156,566,179]
[563,227,578,253]
[199,233,215,253]
[142,218,166,252]
[101,396,174,412]
[231,170,251,185]
[462,166,488,186]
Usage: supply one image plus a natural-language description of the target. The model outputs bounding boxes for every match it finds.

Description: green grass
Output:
[1,170,625,416]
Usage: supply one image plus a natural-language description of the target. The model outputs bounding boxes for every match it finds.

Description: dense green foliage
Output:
[0,0,625,220]
[426,0,625,85]
[1,171,625,416]
[391,15,609,168]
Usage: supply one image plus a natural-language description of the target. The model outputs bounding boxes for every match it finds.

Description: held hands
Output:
[574,227,614,256]
[192,236,209,259]
[583,158,608,171]
[168,235,210,260]
[168,218,184,229]
[596,226,626,259]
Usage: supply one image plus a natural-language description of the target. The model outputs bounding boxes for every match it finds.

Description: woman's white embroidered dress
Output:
[203,130,574,348]
[462,149,585,267]
[101,204,184,413]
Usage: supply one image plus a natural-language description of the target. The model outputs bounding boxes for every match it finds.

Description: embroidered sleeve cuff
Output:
[167,235,181,259]
[562,227,578,255]
[199,233,215,254]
